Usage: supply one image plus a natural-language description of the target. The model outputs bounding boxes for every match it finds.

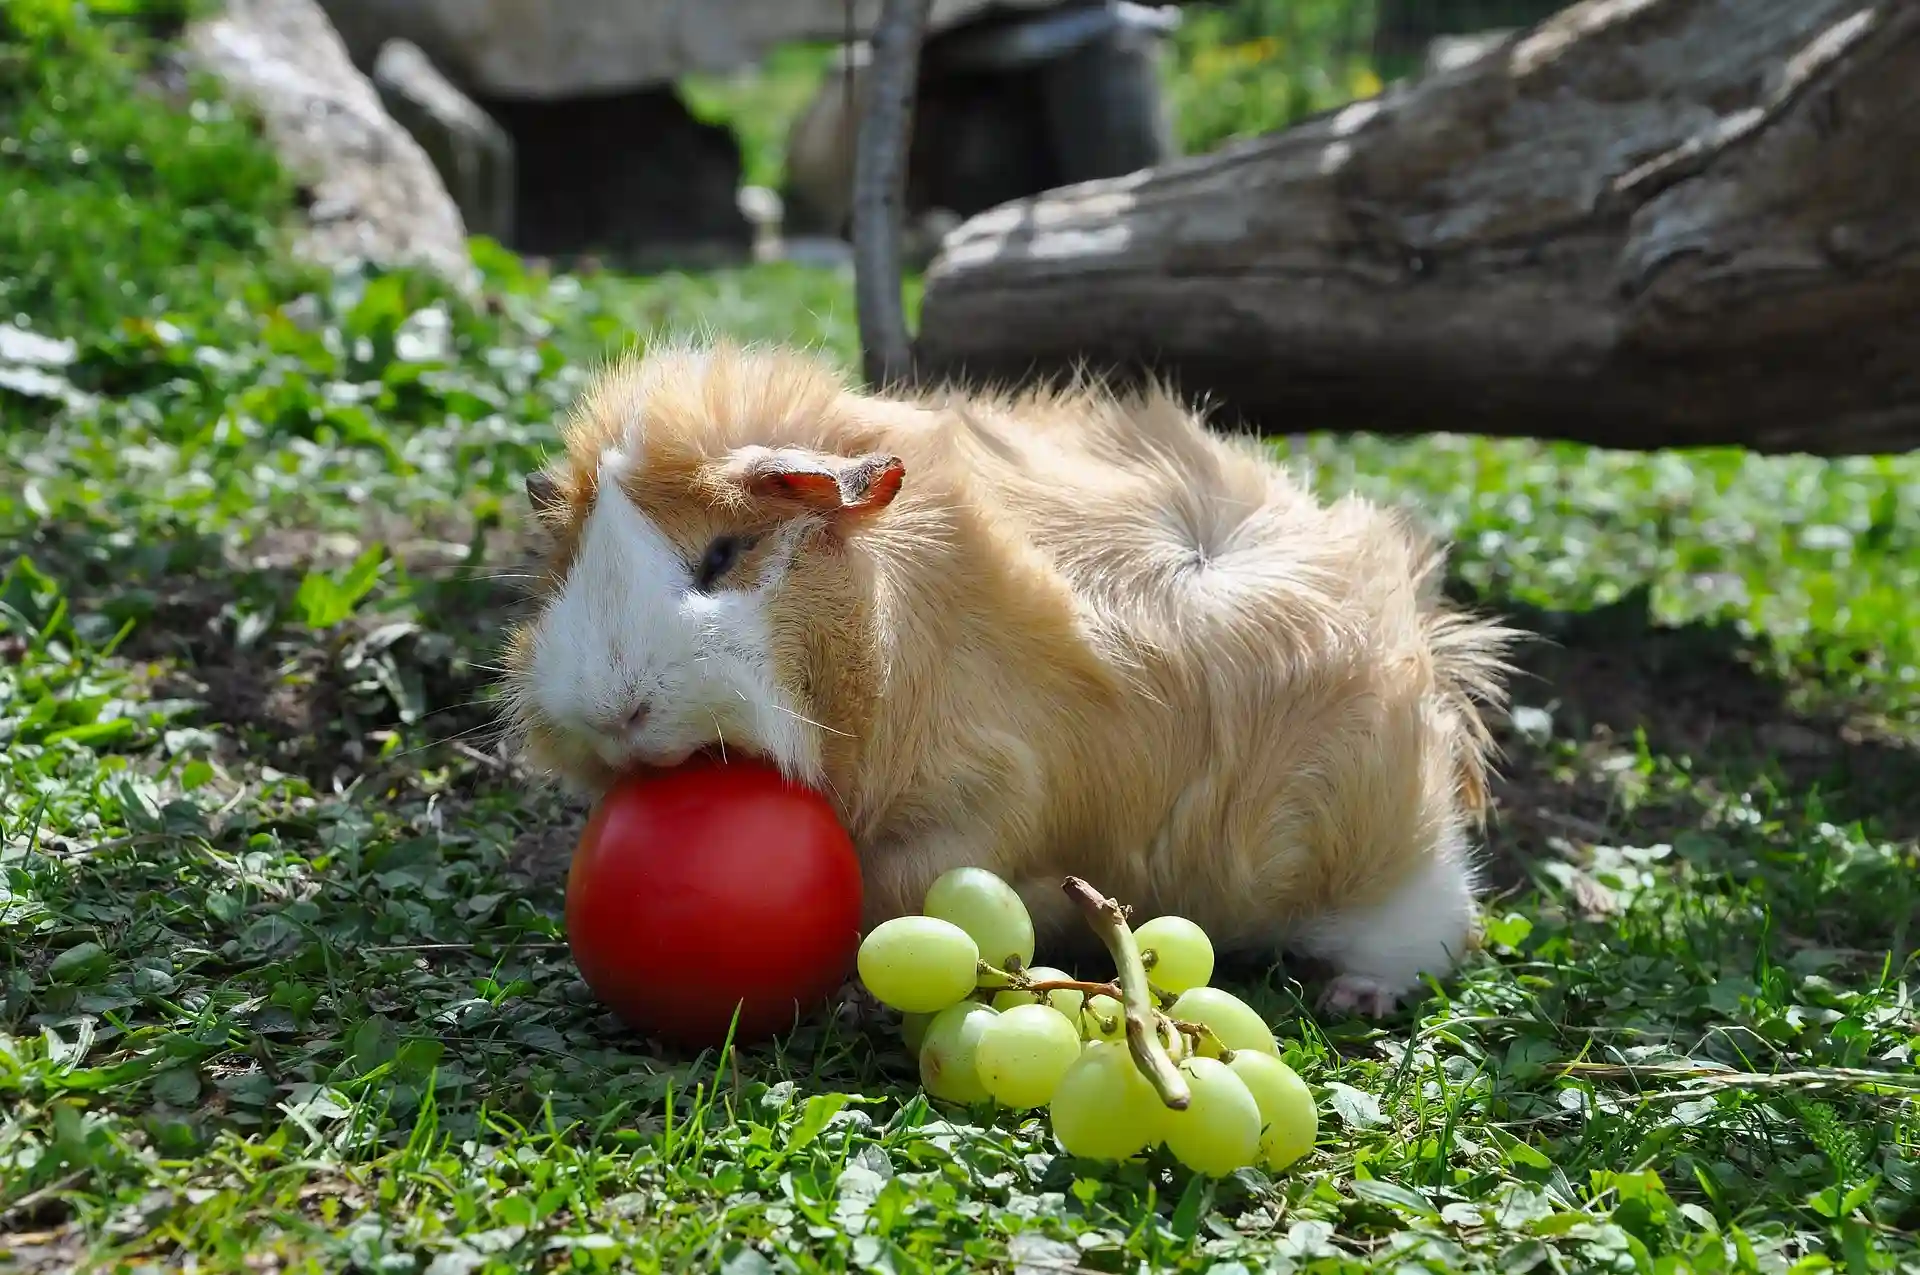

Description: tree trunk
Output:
[912,0,1920,457]
[854,0,933,390]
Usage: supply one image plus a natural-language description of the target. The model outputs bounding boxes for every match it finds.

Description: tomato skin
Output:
[564,756,864,1050]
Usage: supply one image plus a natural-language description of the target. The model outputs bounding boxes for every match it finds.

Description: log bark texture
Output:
[913,0,1920,456]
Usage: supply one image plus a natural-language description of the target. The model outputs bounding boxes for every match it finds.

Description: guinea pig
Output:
[498,338,1519,1017]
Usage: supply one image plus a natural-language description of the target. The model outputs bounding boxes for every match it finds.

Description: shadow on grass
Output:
[1467,581,1920,875]
[5,518,536,784]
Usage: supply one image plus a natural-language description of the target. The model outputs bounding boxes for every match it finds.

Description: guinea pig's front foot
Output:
[1316,973,1404,1019]
[830,975,885,1030]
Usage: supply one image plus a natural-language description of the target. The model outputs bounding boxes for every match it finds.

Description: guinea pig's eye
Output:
[692,533,758,592]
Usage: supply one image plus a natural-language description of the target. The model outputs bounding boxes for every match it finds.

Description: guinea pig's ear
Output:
[729,446,905,517]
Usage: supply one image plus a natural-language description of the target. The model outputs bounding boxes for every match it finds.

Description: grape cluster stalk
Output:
[855,868,1319,1177]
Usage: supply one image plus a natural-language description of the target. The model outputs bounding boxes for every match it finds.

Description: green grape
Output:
[901,1011,933,1053]
[857,916,980,1014]
[1168,986,1281,1058]
[991,966,1086,1019]
[919,1002,1000,1104]
[1048,1041,1167,1161]
[1161,1056,1261,1177]
[1226,1051,1318,1171]
[975,1003,1083,1110]
[922,866,1036,972]
[1082,993,1125,1043]
[1134,915,1215,994]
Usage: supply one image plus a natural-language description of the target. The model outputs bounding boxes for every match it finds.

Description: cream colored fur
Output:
[501,338,1519,1015]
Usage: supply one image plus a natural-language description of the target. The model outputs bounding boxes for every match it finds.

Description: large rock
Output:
[186,0,475,289]
[476,87,753,268]
[372,39,515,243]
[315,0,1060,100]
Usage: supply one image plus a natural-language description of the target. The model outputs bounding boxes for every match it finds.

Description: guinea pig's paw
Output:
[831,975,885,1029]
[1316,973,1404,1019]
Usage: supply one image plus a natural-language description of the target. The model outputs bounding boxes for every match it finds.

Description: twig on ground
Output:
[0,1171,86,1223]
[1558,1061,1920,1097]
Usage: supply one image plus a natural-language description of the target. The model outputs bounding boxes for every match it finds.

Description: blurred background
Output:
[5,0,1596,344]
[306,0,1576,275]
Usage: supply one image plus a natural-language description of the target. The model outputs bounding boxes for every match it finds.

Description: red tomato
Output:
[564,755,863,1050]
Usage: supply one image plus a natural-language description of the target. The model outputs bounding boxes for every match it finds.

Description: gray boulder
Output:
[372,39,515,243]
[186,0,475,289]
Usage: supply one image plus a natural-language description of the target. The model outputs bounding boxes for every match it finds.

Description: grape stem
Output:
[1172,1018,1234,1060]
[1060,876,1192,1110]
[1033,977,1128,999]
[975,962,1132,1003]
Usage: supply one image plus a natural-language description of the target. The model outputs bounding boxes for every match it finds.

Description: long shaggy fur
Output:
[500,337,1521,1009]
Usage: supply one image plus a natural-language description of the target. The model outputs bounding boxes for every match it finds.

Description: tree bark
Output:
[853,0,932,391]
[913,0,1920,457]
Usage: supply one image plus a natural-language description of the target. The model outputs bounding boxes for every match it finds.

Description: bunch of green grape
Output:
[855,866,1319,1177]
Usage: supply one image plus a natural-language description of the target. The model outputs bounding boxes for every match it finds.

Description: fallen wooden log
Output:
[910,0,1920,456]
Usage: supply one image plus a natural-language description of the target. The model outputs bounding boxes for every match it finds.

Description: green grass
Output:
[0,0,310,341]
[3,3,1918,1272]
[1166,0,1388,154]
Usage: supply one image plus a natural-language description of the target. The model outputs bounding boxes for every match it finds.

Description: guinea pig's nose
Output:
[591,699,651,737]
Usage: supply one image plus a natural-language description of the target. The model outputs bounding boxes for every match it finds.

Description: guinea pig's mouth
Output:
[691,742,784,771]
[610,743,772,782]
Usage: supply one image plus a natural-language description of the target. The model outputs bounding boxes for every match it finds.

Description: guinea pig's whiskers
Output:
[411,713,502,744]
[769,703,852,740]
[419,696,502,720]
[812,770,849,811]
[383,718,513,766]
[430,568,543,582]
